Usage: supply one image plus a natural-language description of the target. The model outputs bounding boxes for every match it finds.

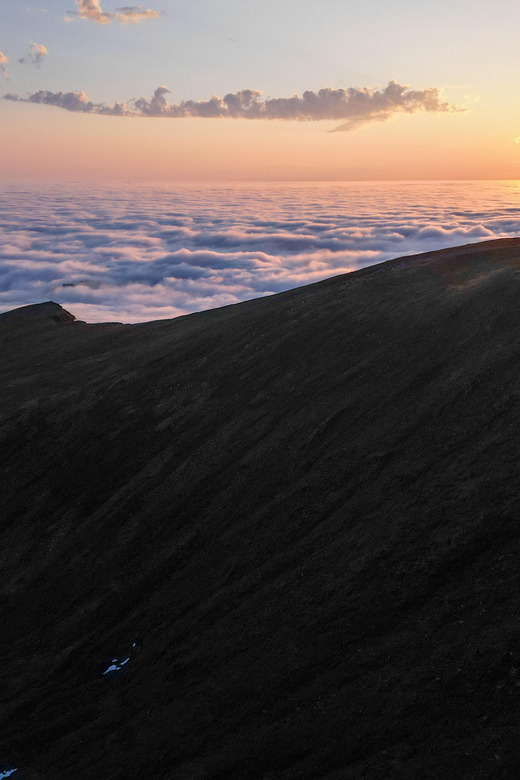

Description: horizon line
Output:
[4,177,520,186]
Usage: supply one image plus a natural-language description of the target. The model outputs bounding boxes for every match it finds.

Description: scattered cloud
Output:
[0,52,8,81]
[0,182,517,323]
[69,0,162,24]
[112,4,162,22]
[19,42,48,68]
[3,81,466,130]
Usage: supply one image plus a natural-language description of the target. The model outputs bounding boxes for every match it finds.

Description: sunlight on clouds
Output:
[1,181,520,323]
[18,41,48,68]
[0,51,8,80]
[4,81,466,132]
[70,0,162,24]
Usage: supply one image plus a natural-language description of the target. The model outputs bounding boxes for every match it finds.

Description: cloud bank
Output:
[19,42,48,68]
[0,182,518,323]
[3,81,465,130]
[69,0,162,24]
[0,51,8,81]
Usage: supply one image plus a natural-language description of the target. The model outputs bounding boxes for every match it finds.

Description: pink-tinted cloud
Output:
[0,181,516,323]
[3,81,465,130]
[70,0,162,24]
[18,42,48,68]
[0,51,8,81]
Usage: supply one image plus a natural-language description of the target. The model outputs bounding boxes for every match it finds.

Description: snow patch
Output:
[102,656,130,676]
[0,768,19,779]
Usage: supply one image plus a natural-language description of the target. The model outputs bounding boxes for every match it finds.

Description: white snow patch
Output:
[102,656,130,675]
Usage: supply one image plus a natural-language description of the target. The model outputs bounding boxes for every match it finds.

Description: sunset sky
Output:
[1,0,520,181]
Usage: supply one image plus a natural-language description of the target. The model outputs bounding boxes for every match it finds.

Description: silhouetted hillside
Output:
[3,238,520,779]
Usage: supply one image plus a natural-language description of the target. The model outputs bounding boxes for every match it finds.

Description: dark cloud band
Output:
[3,81,466,130]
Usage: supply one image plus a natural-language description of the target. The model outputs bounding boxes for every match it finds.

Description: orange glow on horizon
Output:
[3,99,520,183]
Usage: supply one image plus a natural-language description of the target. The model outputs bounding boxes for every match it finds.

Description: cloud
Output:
[112,5,162,22]
[0,182,518,323]
[0,51,8,81]
[5,89,97,112]
[3,81,466,130]
[18,42,48,68]
[70,0,162,24]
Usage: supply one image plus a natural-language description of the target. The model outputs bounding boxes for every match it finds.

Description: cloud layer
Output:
[18,42,48,68]
[0,51,8,81]
[69,0,161,24]
[3,81,465,130]
[1,181,519,323]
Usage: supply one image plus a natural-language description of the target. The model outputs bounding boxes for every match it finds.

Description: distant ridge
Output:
[3,237,520,779]
[0,301,76,331]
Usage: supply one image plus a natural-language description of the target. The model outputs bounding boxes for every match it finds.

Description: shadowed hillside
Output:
[3,238,520,779]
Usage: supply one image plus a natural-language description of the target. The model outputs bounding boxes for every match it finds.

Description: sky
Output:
[2,0,520,181]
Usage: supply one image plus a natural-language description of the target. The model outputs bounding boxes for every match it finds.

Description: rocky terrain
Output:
[3,238,520,779]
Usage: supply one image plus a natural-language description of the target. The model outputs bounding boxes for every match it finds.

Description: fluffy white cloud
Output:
[0,182,517,323]
[18,42,48,68]
[0,51,8,81]
[70,0,161,24]
[4,81,466,130]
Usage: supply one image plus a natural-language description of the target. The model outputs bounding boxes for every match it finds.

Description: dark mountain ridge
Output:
[3,238,520,778]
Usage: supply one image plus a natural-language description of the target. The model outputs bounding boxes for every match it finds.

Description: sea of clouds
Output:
[2,180,520,323]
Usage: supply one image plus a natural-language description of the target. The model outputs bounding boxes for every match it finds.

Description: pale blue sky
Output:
[1,0,515,103]
[2,0,520,181]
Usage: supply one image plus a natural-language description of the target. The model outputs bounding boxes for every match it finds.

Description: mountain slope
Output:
[3,238,520,779]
